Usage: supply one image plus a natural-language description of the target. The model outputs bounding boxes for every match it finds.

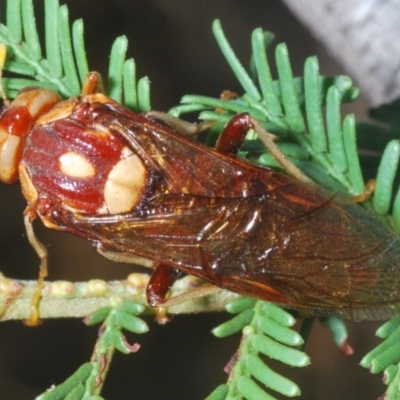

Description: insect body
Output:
[1,78,400,322]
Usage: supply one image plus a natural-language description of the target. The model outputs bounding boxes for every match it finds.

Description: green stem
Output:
[0,275,239,321]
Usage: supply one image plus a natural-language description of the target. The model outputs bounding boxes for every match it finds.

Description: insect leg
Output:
[81,71,105,96]
[215,113,253,154]
[146,263,183,307]
[146,111,215,136]
[96,248,155,268]
[162,284,222,307]
[351,179,375,203]
[23,207,48,326]
[217,112,312,182]
[249,116,314,185]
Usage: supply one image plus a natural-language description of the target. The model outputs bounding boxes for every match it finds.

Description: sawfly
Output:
[1,65,400,323]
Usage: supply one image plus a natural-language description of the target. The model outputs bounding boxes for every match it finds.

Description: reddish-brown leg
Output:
[218,113,313,184]
[215,113,252,154]
[146,263,183,307]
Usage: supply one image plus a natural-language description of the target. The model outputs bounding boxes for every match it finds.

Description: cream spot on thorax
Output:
[59,151,96,178]
[103,147,146,214]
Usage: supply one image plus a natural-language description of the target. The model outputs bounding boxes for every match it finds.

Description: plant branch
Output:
[0,274,238,321]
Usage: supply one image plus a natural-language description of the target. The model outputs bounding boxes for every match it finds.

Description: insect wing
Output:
[87,102,288,198]
[70,186,400,322]
[22,98,400,321]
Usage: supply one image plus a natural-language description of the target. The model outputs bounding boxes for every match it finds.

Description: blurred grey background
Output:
[0,1,388,399]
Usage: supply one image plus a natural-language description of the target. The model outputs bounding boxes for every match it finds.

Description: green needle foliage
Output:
[171,20,363,196]
[35,300,148,400]
[171,19,400,399]
[1,1,400,399]
[0,0,150,109]
[209,299,308,400]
